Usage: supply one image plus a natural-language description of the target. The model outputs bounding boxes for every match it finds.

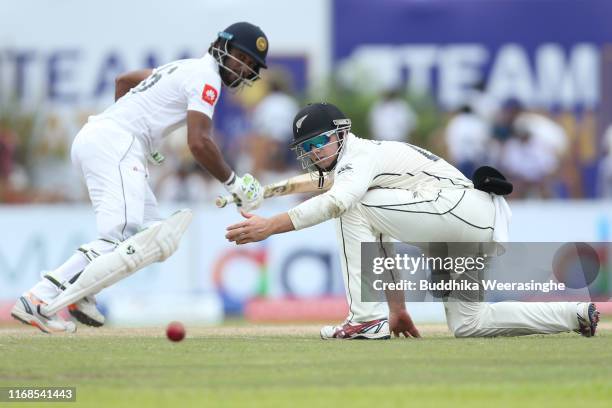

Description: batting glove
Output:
[224,172,263,212]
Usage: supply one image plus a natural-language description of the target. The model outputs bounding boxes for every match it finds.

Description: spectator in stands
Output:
[156,160,216,203]
[368,88,417,142]
[467,79,500,125]
[30,115,76,202]
[500,122,561,198]
[493,99,569,198]
[598,124,612,198]
[0,125,25,202]
[513,111,569,160]
[248,72,299,178]
[0,127,15,202]
[444,105,491,178]
[492,99,522,143]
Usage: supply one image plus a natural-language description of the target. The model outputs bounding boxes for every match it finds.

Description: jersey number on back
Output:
[131,63,179,94]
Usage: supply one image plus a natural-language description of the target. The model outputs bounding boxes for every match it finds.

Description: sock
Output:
[30,239,117,303]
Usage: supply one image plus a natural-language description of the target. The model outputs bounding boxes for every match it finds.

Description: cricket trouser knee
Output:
[143,183,162,227]
[72,119,150,242]
[335,208,387,323]
[444,301,578,337]
[41,209,193,316]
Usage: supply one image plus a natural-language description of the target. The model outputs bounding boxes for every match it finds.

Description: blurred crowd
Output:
[1,72,611,204]
[441,83,611,199]
[368,81,611,199]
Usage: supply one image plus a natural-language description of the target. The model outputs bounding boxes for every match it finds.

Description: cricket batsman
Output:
[12,22,269,333]
[225,102,600,340]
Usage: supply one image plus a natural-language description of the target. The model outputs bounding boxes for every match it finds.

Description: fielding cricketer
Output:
[225,102,600,340]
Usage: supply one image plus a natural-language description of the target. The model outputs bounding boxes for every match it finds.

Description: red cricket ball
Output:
[166,321,186,342]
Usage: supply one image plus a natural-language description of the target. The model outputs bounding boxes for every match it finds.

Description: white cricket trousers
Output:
[336,187,579,337]
[30,119,161,302]
[71,118,160,242]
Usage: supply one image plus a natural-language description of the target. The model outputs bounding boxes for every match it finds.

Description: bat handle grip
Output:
[215,194,235,208]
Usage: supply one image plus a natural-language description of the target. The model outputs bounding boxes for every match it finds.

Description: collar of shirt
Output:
[336,132,355,164]
[202,53,220,75]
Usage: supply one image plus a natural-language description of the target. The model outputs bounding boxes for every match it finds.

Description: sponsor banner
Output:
[104,293,224,326]
[1,0,328,110]
[243,297,448,324]
[509,200,612,242]
[244,297,349,322]
[0,201,611,323]
[332,1,612,197]
[333,0,612,111]
[0,203,346,320]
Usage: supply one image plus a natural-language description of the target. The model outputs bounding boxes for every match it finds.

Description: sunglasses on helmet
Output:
[300,130,336,153]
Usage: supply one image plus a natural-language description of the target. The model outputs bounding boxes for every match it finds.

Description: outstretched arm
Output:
[115,69,153,100]
[225,208,421,337]
[225,211,295,245]
[224,177,350,244]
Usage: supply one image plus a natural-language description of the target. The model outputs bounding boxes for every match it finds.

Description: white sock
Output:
[29,280,61,304]
[30,239,116,303]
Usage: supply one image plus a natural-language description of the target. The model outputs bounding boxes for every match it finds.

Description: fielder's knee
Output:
[451,320,481,338]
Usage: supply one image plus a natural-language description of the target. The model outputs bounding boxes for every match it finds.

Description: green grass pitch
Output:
[1,322,611,408]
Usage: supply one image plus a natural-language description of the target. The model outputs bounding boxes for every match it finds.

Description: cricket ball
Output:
[166,321,186,342]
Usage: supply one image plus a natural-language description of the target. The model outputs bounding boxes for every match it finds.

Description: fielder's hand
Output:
[225,211,271,245]
[224,173,263,212]
[389,309,421,338]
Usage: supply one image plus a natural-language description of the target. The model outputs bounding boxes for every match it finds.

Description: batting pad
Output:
[42,209,193,316]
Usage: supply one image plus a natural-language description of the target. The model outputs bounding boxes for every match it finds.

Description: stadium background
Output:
[1,0,611,325]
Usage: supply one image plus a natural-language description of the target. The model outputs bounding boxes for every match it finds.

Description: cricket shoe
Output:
[68,296,105,327]
[320,318,390,340]
[576,302,600,338]
[11,293,76,334]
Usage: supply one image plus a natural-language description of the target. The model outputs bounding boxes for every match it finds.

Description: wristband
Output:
[224,171,237,186]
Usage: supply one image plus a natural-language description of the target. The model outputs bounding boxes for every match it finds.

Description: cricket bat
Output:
[215,173,332,208]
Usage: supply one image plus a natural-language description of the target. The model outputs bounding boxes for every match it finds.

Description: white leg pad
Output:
[156,209,193,262]
[42,209,193,315]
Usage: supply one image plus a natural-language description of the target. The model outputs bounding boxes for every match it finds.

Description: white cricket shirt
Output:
[288,133,472,230]
[93,54,222,155]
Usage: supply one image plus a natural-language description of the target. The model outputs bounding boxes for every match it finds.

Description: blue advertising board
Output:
[332,0,612,197]
[332,0,612,111]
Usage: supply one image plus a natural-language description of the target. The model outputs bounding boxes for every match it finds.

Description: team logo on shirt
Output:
[202,84,218,105]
